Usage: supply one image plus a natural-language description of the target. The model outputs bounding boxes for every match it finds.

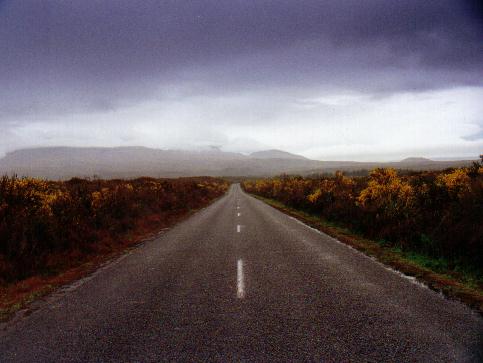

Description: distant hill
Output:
[0,146,476,179]
[400,157,433,163]
[250,149,307,160]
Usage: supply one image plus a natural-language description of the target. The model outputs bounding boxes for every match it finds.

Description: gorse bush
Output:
[0,176,229,283]
[242,159,483,273]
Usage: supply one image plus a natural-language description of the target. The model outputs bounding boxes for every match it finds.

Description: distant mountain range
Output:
[0,146,477,179]
[249,149,308,160]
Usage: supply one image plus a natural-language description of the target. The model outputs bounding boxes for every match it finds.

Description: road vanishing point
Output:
[0,184,482,362]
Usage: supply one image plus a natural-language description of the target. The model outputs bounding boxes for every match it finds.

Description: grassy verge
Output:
[0,199,221,321]
[251,194,483,314]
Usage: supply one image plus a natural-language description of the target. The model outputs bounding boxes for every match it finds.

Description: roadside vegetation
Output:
[0,176,228,316]
[242,157,483,306]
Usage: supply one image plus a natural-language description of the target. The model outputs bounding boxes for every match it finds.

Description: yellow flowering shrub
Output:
[242,162,483,271]
[307,188,322,204]
[436,168,470,197]
[358,168,414,218]
[0,175,229,283]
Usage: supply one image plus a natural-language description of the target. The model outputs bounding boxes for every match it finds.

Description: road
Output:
[0,184,481,362]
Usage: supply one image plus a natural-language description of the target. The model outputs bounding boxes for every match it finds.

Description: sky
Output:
[1,0,482,161]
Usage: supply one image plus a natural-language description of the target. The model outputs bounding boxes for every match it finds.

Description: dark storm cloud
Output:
[0,0,482,121]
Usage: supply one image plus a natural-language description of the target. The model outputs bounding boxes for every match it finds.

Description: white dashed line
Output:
[237,212,241,217]
[237,225,241,233]
[237,259,245,299]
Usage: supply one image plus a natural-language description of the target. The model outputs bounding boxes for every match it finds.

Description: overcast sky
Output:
[1,0,482,161]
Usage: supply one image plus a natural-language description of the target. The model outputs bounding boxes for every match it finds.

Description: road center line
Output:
[237,212,241,217]
[237,224,241,233]
[237,259,245,299]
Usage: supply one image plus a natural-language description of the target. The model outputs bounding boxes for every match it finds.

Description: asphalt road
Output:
[1,184,482,362]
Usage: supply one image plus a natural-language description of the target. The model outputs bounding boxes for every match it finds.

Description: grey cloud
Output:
[0,0,482,155]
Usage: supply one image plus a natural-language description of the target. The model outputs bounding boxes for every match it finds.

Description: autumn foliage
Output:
[0,176,229,284]
[242,160,483,273]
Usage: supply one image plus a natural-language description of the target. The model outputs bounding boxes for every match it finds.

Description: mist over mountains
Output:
[0,147,476,180]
